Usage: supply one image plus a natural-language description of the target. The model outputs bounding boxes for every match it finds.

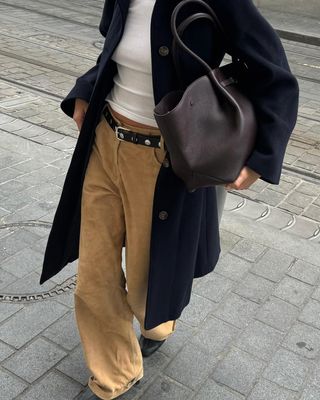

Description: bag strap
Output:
[171,0,240,84]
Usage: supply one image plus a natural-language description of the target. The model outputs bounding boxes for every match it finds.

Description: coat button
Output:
[162,158,170,168]
[158,46,169,56]
[158,210,168,220]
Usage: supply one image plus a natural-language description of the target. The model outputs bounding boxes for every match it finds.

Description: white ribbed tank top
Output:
[105,0,158,127]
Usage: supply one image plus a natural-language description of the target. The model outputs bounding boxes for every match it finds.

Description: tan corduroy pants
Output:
[74,102,176,400]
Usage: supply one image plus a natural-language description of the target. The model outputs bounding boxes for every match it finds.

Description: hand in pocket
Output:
[73,98,89,132]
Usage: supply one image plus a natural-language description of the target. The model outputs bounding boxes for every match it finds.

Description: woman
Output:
[39,0,299,398]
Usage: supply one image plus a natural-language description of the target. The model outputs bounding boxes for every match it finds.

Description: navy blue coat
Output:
[39,0,299,329]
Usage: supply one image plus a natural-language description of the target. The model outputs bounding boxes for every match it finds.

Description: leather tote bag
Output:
[153,0,257,193]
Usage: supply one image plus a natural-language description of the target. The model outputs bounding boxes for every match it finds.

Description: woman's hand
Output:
[224,166,261,190]
[73,98,89,131]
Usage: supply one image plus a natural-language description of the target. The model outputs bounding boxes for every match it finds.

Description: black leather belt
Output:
[102,105,162,149]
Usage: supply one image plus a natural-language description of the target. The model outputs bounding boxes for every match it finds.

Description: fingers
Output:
[225,167,260,190]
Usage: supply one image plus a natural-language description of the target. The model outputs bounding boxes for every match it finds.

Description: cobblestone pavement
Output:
[0,1,320,399]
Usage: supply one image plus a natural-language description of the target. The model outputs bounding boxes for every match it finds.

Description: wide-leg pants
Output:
[75,102,177,399]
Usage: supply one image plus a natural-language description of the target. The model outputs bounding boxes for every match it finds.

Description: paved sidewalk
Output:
[0,1,320,399]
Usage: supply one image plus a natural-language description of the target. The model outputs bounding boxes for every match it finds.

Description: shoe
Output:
[139,334,166,357]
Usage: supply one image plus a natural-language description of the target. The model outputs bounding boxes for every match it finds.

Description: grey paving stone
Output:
[314,195,320,207]
[0,340,15,362]
[22,182,62,201]
[235,320,285,361]
[218,228,242,256]
[214,253,252,282]
[16,370,82,400]
[190,316,239,356]
[299,299,320,330]
[165,342,217,390]
[56,345,89,386]
[0,268,17,290]
[233,200,268,220]
[42,311,80,351]
[48,156,71,169]
[0,300,69,348]
[32,236,50,255]
[48,260,77,285]
[278,201,304,215]
[193,378,244,400]
[0,119,32,132]
[0,229,40,254]
[159,320,195,358]
[0,179,31,198]
[250,248,295,282]
[49,136,77,152]
[300,384,320,400]
[0,114,15,125]
[179,292,218,327]
[300,153,320,165]
[256,188,285,206]
[229,238,267,262]
[303,204,320,222]
[0,152,29,169]
[0,167,24,184]
[222,211,320,268]
[293,160,315,171]
[21,225,49,239]
[212,292,259,328]
[297,181,320,196]
[12,158,47,173]
[287,259,320,285]
[224,192,244,211]
[273,276,314,306]
[309,361,320,388]
[233,273,276,304]
[0,302,24,324]
[282,321,320,359]
[1,247,44,278]
[0,368,28,400]
[32,131,67,145]
[0,191,35,213]
[54,291,75,309]
[0,131,63,164]
[2,337,67,383]
[285,218,319,239]
[255,296,300,332]
[247,379,298,400]
[250,179,269,193]
[139,374,193,400]
[44,172,67,188]
[262,347,310,391]
[211,346,265,396]
[1,271,57,294]
[192,272,234,303]
[2,201,56,224]
[260,208,294,230]
[286,191,314,209]
[14,126,49,140]
[311,286,320,301]
[139,351,170,389]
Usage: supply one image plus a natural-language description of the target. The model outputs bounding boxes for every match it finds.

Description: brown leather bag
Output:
[153,0,257,192]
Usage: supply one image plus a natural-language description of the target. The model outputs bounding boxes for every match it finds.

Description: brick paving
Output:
[0,1,320,399]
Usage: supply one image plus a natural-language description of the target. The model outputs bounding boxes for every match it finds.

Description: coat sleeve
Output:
[214,0,300,184]
[60,0,114,119]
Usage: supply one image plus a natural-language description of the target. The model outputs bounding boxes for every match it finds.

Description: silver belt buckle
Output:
[115,125,131,141]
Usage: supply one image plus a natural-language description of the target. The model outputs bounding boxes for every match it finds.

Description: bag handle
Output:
[171,0,241,84]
